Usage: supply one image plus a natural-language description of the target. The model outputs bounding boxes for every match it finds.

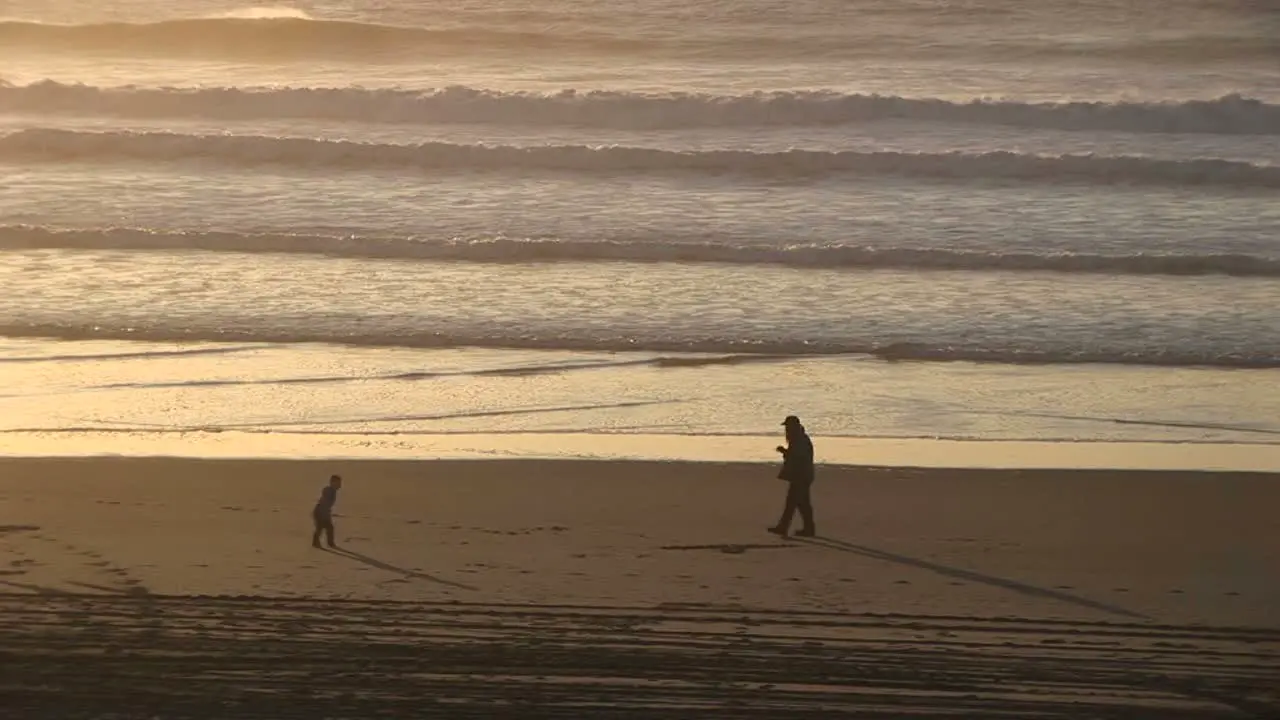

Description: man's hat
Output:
[782,415,801,427]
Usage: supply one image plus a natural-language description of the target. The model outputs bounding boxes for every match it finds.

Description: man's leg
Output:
[795,482,815,536]
[770,483,800,535]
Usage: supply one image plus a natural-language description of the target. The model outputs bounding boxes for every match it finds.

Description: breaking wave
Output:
[0,320,1273,369]
[0,17,1273,63]
[4,225,1278,278]
[2,129,1277,189]
[3,82,1278,135]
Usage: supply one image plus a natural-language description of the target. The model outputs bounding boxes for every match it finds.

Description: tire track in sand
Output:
[0,595,1275,719]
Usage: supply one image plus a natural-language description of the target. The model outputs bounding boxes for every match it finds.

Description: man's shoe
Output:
[795,529,816,538]
[767,526,788,537]
[312,542,322,549]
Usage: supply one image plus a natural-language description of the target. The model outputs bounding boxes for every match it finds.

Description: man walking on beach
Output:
[312,474,342,549]
[768,415,815,538]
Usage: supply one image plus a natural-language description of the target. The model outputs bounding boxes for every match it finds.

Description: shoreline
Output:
[1,457,1277,495]
[1,430,1277,472]
[5,338,1277,454]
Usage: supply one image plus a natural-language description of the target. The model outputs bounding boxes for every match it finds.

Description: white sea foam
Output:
[3,129,1276,189]
[2,82,1276,135]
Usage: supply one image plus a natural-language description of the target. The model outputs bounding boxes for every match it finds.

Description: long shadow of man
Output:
[797,535,1146,620]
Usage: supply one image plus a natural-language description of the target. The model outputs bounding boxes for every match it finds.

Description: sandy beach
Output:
[2,457,1277,717]
[5,0,1279,717]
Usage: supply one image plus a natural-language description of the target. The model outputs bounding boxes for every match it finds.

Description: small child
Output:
[312,474,342,549]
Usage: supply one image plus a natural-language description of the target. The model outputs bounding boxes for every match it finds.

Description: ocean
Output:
[1,0,1277,464]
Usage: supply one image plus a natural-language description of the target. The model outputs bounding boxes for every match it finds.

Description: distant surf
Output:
[4,225,1277,278]
[3,129,1277,189]
[0,17,1272,64]
[3,82,1277,135]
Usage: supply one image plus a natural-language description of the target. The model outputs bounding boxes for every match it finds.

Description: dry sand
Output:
[1,457,1277,718]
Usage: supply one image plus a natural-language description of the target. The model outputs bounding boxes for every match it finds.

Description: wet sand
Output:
[1,457,1277,717]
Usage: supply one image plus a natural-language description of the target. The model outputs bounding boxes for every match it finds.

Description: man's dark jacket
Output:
[778,432,815,484]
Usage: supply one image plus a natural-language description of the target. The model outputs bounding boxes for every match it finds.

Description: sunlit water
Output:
[1,0,1276,461]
